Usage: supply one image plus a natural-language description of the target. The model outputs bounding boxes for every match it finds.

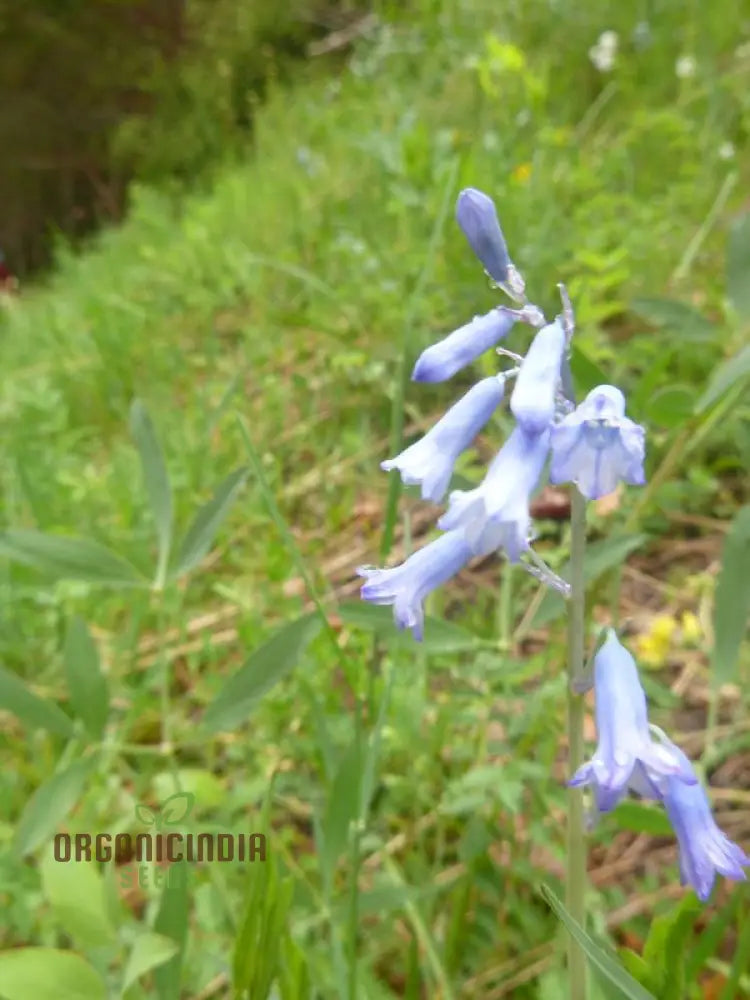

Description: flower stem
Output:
[566,487,588,999]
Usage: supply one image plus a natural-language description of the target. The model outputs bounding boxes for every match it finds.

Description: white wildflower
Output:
[675,55,697,79]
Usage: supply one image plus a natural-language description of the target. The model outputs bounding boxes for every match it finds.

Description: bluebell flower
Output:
[437,426,550,561]
[456,188,526,301]
[550,385,645,499]
[357,530,472,640]
[510,319,566,434]
[661,743,750,901]
[411,308,516,383]
[381,376,504,502]
[570,631,696,812]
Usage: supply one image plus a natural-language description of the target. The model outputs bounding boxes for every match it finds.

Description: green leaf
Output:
[0,948,106,1000]
[63,617,109,740]
[712,506,750,686]
[337,601,479,652]
[0,664,73,738]
[319,737,362,881]
[153,863,189,1000]
[130,400,173,586]
[203,614,322,732]
[645,386,694,428]
[541,884,657,1000]
[570,346,609,396]
[533,535,647,628]
[611,800,673,837]
[630,298,715,341]
[641,894,700,1000]
[619,950,657,992]
[727,211,750,320]
[40,850,116,948]
[122,933,179,994]
[14,759,92,856]
[173,466,248,577]
[696,344,750,413]
[0,530,146,587]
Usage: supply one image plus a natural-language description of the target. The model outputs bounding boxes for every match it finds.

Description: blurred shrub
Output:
[0,0,368,275]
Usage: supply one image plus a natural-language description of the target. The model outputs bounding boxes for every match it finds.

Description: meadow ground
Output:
[0,1,749,997]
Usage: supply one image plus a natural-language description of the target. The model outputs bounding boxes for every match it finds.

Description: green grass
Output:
[0,1,749,997]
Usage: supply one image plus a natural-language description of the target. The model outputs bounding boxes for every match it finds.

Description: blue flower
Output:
[357,530,472,640]
[437,426,550,562]
[455,188,511,282]
[381,376,504,502]
[550,385,645,499]
[570,631,696,812]
[661,744,750,901]
[411,308,516,383]
[510,319,566,434]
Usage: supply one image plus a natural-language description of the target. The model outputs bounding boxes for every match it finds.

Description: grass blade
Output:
[130,399,173,587]
[173,466,248,577]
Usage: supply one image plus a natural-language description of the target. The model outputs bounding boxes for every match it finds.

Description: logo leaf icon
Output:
[135,804,158,827]
[161,791,195,826]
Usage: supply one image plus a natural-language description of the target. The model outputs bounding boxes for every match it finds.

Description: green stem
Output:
[566,488,588,999]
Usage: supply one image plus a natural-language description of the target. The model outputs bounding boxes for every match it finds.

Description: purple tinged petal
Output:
[569,630,694,811]
[412,308,516,383]
[437,426,550,561]
[510,319,566,433]
[550,384,646,499]
[662,744,750,901]
[357,530,472,639]
[381,377,504,502]
[455,188,511,284]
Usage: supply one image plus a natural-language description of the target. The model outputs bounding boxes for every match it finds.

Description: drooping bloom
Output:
[437,426,550,562]
[357,530,472,640]
[411,308,516,383]
[570,631,696,812]
[550,384,645,499]
[662,743,749,901]
[510,318,566,434]
[455,188,525,300]
[381,376,504,502]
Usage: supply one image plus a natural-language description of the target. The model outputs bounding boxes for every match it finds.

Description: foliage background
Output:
[0,0,749,997]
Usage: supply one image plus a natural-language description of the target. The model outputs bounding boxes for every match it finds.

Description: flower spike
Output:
[382,376,504,502]
[550,385,645,499]
[438,426,550,562]
[411,308,516,383]
[569,631,696,812]
[661,743,750,901]
[510,318,566,433]
[357,530,472,640]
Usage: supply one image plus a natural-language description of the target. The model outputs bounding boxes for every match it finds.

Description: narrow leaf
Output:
[173,466,248,577]
[130,399,173,584]
[337,601,478,652]
[630,298,715,341]
[727,211,750,320]
[696,344,750,413]
[712,505,750,685]
[541,884,657,1000]
[14,759,92,856]
[0,530,146,587]
[611,800,673,837]
[0,664,73,738]
[122,933,179,994]
[570,346,609,396]
[533,534,647,628]
[203,614,321,732]
[40,850,116,948]
[63,617,109,739]
[153,863,189,1000]
[319,738,362,881]
[0,948,107,1000]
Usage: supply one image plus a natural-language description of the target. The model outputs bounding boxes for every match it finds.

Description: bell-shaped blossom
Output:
[455,188,511,283]
[510,319,566,434]
[357,530,471,640]
[437,426,550,562]
[412,308,516,383]
[570,631,696,812]
[550,385,645,499]
[659,743,749,901]
[382,376,504,502]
